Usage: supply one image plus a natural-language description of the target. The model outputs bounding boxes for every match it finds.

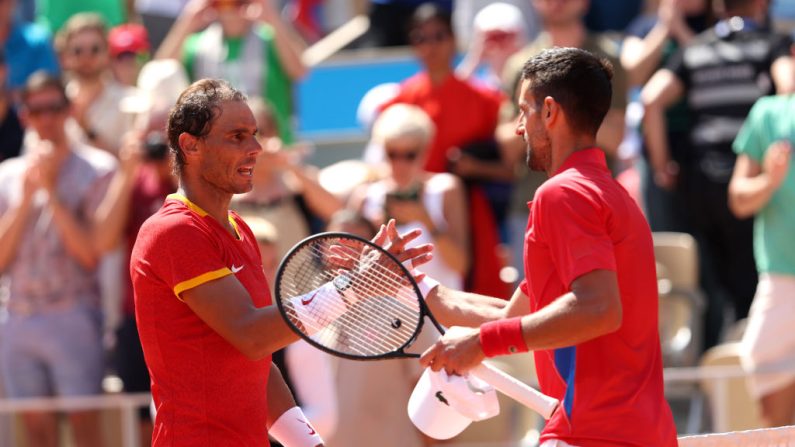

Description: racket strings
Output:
[282,242,418,338]
[279,237,423,357]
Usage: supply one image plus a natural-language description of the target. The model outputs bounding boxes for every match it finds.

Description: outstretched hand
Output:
[372,219,433,273]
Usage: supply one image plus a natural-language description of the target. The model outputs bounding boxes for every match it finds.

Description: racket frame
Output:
[274,231,445,361]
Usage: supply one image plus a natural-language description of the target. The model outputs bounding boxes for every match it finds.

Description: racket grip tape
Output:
[470,362,559,420]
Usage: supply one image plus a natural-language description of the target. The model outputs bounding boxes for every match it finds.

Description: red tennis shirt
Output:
[519,149,677,446]
[131,194,272,446]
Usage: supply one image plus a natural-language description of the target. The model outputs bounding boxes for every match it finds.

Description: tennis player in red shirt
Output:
[419,48,678,446]
[130,79,432,446]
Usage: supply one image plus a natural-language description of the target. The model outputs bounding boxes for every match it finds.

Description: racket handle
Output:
[470,362,559,420]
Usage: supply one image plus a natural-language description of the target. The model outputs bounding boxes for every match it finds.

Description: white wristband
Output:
[270,406,323,447]
[402,260,440,299]
[414,271,440,299]
[290,279,354,335]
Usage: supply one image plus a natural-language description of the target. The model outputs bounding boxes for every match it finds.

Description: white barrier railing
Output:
[0,392,151,447]
[0,364,792,446]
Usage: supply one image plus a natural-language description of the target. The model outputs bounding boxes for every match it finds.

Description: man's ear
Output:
[543,96,559,125]
[178,132,199,156]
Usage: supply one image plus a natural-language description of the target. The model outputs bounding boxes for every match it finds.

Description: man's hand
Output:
[32,141,62,195]
[419,326,486,376]
[118,131,144,176]
[653,159,679,190]
[763,140,791,191]
[373,219,433,272]
[181,0,217,32]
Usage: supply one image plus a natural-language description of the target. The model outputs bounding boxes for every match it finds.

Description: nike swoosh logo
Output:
[231,264,244,273]
[304,421,316,435]
[301,291,318,306]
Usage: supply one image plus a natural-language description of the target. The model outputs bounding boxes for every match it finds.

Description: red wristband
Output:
[479,317,528,358]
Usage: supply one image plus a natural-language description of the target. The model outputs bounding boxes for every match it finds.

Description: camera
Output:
[143,132,169,161]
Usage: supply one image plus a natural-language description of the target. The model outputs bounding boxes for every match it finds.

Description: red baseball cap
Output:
[108,23,150,58]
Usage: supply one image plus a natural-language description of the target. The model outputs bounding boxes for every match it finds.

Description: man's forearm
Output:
[729,174,777,218]
[426,285,509,328]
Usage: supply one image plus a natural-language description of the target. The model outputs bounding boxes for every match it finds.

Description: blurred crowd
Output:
[1,0,795,445]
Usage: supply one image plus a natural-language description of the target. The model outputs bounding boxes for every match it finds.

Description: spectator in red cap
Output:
[109,23,151,87]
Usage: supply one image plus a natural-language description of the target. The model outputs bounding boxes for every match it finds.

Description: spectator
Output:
[108,23,151,87]
[354,0,452,48]
[380,3,512,299]
[0,71,116,447]
[621,0,709,232]
[455,2,530,92]
[730,94,795,427]
[231,96,342,260]
[0,0,59,94]
[349,103,470,290]
[452,0,537,52]
[156,0,307,144]
[641,0,795,348]
[0,49,24,162]
[56,13,138,155]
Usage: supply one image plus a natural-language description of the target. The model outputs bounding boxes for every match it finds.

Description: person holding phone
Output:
[349,103,470,292]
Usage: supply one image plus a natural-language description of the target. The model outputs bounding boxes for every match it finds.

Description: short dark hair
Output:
[521,47,613,136]
[408,3,453,36]
[20,70,68,105]
[167,79,246,175]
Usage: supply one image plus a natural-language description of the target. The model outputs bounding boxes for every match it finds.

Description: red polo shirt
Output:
[519,149,677,446]
[132,194,272,446]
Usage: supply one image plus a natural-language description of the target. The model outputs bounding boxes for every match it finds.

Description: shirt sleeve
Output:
[149,219,233,299]
[535,182,617,287]
[664,46,688,87]
[733,97,771,163]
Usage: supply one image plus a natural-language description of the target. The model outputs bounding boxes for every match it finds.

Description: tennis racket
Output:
[274,232,559,420]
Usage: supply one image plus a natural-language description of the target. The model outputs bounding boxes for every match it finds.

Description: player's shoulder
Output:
[137,199,207,243]
[536,166,610,210]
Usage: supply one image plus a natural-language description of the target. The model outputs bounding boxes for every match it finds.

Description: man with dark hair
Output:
[131,78,431,446]
[0,70,116,447]
[419,47,677,447]
[56,12,137,155]
[642,0,795,349]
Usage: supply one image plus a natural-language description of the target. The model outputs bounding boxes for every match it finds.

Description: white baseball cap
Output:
[473,2,526,34]
[408,367,500,439]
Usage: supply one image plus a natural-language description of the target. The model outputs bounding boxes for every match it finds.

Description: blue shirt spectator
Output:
[3,18,59,91]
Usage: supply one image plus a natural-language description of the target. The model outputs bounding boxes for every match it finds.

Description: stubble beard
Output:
[525,137,550,173]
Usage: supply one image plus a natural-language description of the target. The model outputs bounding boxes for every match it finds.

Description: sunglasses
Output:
[69,43,103,57]
[409,30,451,46]
[26,101,69,117]
[386,150,420,162]
[212,0,249,9]
[484,30,516,42]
